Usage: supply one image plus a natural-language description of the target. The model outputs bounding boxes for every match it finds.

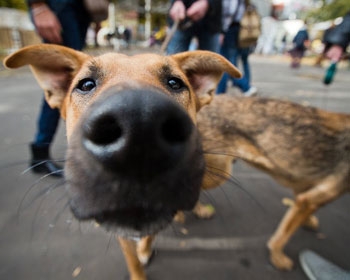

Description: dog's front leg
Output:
[117,237,146,280]
[136,235,155,266]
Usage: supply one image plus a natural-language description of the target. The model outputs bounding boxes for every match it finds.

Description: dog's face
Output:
[4,44,240,237]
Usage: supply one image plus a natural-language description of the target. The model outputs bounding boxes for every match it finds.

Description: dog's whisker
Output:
[38,169,64,179]
[50,199,70,228]
[21,159,65,175]
[26,181,66,239]
[218,186,236,210]
[105,232,115,254]
[169,222,181,237]
[199,189,231,229]
[23,182,64,209]
[78,221,83,235]
[17,177,53,219]
[18,179,65,217]
[199,189,217,208]
[203,150,249,163]
[30,190,48,240]
[205,166,264,211]
[205,165,241,188]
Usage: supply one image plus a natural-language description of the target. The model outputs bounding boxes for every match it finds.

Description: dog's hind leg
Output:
[282,198,319,230]
[268,200,316,270]
[267,176,347,270]
[118,237,146,280]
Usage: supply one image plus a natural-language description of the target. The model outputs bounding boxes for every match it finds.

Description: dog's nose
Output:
[81,89,194,178]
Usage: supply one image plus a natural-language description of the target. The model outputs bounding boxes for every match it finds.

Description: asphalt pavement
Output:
[0,47,349,280]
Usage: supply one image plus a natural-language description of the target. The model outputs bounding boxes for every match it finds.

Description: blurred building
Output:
[0,8,40,54]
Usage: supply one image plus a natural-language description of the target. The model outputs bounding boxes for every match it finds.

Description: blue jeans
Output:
[167,25,220,54]
[231,47,252,91]
[33,0,90,147]
[216,24,250,94]
[237,47,251,83]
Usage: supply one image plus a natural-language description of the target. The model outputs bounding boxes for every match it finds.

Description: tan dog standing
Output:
[197,94,350,270]
[4,44,240,280]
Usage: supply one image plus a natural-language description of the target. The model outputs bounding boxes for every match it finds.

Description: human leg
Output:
[197,31,220,53]
[240,47,251,83]
[216,25,238,94]
[232,47,257,95]
[166,29,193,54]
[30,0,90,176]
[49,0,90,50]
[30,98,62,176]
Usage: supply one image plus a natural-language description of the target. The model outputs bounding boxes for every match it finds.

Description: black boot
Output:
[30,143,63,177]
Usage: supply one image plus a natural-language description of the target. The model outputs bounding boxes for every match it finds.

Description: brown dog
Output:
[197,94,350,271]
[4,44,240,280]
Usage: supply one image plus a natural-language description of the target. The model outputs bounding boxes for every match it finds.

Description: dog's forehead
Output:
[73,53,190,93]
[90,53,183,77]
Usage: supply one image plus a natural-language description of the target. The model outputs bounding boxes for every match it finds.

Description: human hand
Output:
[326,45,343,62]
[219,33,225,46]
[31,3,63,44]
[186,0,209,22]
[169,0,186,22]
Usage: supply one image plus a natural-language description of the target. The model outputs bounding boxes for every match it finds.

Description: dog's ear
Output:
[3,44,89,112]
[172,50,241,109]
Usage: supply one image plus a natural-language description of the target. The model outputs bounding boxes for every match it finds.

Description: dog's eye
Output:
[167,77,185,91]
[76,78,96,93]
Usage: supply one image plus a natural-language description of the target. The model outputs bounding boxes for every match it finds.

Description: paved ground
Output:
[0,47,349,280]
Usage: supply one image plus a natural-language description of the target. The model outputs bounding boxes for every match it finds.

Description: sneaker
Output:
[323,62,337,85]
[243,86,258,97]
[299,250,350,280]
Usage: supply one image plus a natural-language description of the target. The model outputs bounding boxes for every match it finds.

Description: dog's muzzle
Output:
[65,88,205,236]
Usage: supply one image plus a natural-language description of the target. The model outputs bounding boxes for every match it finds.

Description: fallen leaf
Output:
[72,266,82,277]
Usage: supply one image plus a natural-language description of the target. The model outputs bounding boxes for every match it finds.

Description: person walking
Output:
[314,21,336,67]
[322,11,350,85]
[27,0,91,177]
[216,0,258,96]
[289,21,309,68]
[166,0,222,54]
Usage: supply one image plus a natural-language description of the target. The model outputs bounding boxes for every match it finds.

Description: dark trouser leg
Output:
[30,97,62,177]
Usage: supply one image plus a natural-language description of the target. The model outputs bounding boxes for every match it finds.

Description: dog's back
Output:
[198,95,350,194]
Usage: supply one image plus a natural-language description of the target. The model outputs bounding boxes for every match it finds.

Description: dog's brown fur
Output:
[4,44,240,280]
[197,94,350,270]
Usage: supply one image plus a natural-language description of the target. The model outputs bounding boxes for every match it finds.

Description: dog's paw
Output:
[270,251,294,271]
[193,203,215,219]
[137,250,155,266]
[173,211,186,224]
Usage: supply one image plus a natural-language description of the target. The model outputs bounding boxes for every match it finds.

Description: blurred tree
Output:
[307,0,350,22]
[0,0,27,10]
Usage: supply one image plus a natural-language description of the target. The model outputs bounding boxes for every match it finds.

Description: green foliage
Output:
[307,0,350,22]
[0,0,27,10]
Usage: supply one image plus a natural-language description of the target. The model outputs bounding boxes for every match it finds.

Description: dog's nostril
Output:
[84,114,122,145]
[161,117,192,144]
